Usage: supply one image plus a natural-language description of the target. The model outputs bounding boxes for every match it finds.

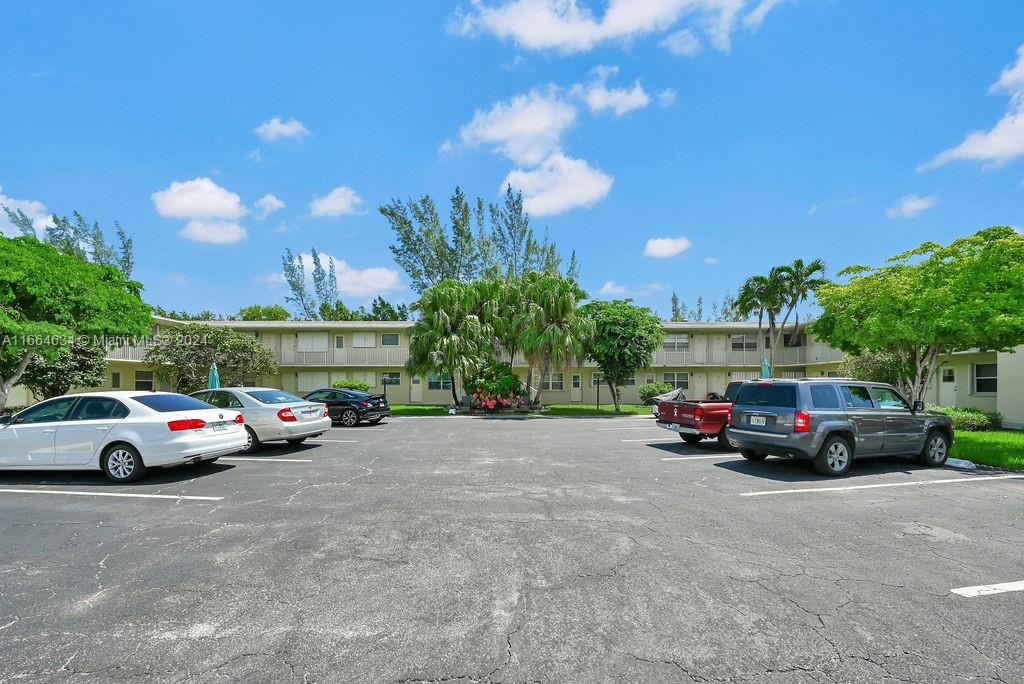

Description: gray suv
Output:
[727,379,954,476]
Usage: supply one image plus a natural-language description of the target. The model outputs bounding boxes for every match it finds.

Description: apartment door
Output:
[938,368,957,406]
[710,372,726,396]
[570,374,582,402]
[410,376,423,403]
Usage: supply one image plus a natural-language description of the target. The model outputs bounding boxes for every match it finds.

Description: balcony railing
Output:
[105,344,149,362]
[279,347,410,366]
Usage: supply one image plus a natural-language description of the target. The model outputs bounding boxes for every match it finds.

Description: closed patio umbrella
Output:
[208,361,220,389]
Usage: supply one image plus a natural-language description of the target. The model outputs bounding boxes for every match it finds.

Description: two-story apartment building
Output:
[7,316,1021,429]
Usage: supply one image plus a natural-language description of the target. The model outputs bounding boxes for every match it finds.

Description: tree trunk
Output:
[450,372,459,406]
[607,380,621,412]
[533,356,551,406]
[525,364,534,405]
[0,351,33,412]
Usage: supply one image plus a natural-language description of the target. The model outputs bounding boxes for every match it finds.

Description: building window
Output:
[591,373,603,387]
[542,373,564,391]
[381,333,400,346]
[621,376,636,387]
[941,368,955,383]
[972,363,997,394]
[645,374,655,385]
[111,371,121,389]
[428,374,452,390]
[783,332,806,347]
[352,332,375,348]
[382,372,401,386]
[730,334,758,351]
[334,335,345,349]
[663,372,689,389]
[134,370,154,391]
[663,334,690,352]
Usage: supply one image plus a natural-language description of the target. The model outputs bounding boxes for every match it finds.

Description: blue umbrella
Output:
[208,361,221,389]
[761,358,771,379]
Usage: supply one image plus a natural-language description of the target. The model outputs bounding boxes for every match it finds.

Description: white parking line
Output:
[597,426,669,431]
[951,580,1024,598]
[740,474,1024,497]
[661,455,731,461]
[622,437,683,443]
[0,488,223,502]
[221,457,312,463]
[309,439,358,443]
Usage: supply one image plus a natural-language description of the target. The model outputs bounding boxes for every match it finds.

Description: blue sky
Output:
[2,1,1023,318]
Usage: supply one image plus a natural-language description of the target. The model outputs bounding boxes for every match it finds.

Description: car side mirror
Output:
[0,415,11,425]
[912,400,925,412]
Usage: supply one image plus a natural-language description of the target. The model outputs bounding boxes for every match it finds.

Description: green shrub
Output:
[639,382,674,405]
[926,404,1003,431]
[465,358,523,411]
[332,379,371,392]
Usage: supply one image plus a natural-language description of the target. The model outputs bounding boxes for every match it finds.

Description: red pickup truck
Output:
[656,381,743,448]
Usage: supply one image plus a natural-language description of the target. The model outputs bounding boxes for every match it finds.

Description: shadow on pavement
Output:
[713,455,941,483]
[0,461,236,487]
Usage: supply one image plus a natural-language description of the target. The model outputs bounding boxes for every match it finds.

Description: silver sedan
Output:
[189,387,332,453]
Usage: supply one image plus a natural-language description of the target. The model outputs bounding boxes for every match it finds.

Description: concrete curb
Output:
[946,458,977,470]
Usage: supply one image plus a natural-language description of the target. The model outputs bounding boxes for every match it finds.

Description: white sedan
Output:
[189,387,331,453]
[0,391,247,482]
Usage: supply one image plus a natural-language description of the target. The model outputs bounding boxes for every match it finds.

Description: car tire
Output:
[102,444,147,483]
[286,437,307,446]
[243,426,261,454]
[716,431,731,450]
[917,430,950,467]
[813,435,853,476]
[740,449,767,461]
[202,457,220,465]
[340,409,359,427]
[368,417,383,425]
[681,434,701,444]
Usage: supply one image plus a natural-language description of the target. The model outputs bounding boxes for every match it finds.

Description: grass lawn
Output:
[389,405,449,416]
[540,404,651,416]
[951,430,1024,470]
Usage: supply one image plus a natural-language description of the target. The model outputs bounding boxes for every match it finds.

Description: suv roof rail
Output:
[796,377,857,381]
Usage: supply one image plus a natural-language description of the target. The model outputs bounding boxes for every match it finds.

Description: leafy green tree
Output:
[143,323,278,394]
[151,306,224,321]
[367,296,410,321]
[281,248,321,319]
[736,274,777,366]
[487,186,578,280]
[837,349,905,388]
[770,258,827,354]
[581,300,664,413]
[237,304,291,321]
[0,236,152,410]
[2,207,134,277]
[813,227,1024,402]
[406,280,491,405]
[332,378,371,392]
[22,338,108,400]
[670,292,685,322]
[639,381,674,404]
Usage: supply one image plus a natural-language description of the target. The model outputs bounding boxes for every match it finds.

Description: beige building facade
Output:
[7,316,1023,428]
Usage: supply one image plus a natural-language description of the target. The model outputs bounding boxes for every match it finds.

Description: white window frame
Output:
[645,374,655,385]
[621,376,636,387]
[111,371,121,389]
[381,333,400,347]
[334,335,345,349]
[381,371,401,386]
[972,363,997,395]
[541,372,564,391]
[591,372,604,387]
[730,334,757,352]
[663,372,689,389]
[663,334,690,352]
[428,374,452,390]
[134,370,154,391]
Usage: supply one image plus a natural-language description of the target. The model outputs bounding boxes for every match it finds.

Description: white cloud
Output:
[247,149,262,162]
[262,252,403,299]
[459,86,577,165]
[660,28,701,56]
[885,194,937,219]
[310,186,365,217]
[152,177,246,220]
[0,186,54,236]
[572,65,651,117]
[452,0,777,54]
[169,273,188,286]
[254,193,285,219]
[254,116,310,142]
[503,153,613,216]
[643,236,693,258]
[179,219,247,244]
[704,256,720,265]
[598,280,666,297]
[807,203,821,216]
[743,0,783,30]
[657,88,677,107]
[920,44,1024,170]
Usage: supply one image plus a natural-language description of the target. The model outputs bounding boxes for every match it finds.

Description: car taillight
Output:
[167,418,206,431]
[323,406,330,417]
[359,401,370,407]
[794,410,810,433]
[693,406,704,420]
[277,408,297,422]
[726,409,733,426]
[234,414,244,424]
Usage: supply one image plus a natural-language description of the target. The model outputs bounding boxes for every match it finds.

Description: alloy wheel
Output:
[927,436,947,463]
[342,411,357,427]
[108,449,135,480]
[825,442,849,472]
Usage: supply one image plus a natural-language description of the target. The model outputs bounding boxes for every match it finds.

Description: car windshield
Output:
[245,390,304,404]
[735,383,797,407]
[725,382,741,402]
[131,394,213,412]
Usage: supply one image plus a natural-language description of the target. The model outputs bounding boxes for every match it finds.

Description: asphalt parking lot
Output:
[2,415,1022,683]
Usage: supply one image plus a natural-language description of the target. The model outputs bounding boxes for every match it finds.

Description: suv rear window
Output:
[131,394,213,412]
[810,384,841,409]
[734,383,797,407]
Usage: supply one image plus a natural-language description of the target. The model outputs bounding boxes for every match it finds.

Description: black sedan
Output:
[302,388,390,427]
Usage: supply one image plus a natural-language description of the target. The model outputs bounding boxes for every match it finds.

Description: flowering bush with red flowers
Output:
[465,358,523,412]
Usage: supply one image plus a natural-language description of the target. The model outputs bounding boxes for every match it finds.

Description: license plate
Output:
[749,415,767,427]
[212,422,227,431]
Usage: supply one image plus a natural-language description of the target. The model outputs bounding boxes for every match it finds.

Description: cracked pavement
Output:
[1,415,1022,682]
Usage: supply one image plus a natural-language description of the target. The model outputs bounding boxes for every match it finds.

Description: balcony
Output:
[652,345,844,367]
[279,347,410,367]
[105,344,149,362]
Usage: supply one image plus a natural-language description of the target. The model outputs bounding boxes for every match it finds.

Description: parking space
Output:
[2,415,1022,682]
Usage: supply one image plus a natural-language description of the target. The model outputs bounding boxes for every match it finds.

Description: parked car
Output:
[727,379,954,476]
[190,388,331,453]
[0,391,246,482]
[302,388,390,427]
[650,387,686,418]
[656,381,743,448]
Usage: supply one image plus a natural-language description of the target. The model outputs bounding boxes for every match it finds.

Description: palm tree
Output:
[518,273,592,406]
[407,280,490,405]
[736,273,783,368]
[772,258,828,362]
